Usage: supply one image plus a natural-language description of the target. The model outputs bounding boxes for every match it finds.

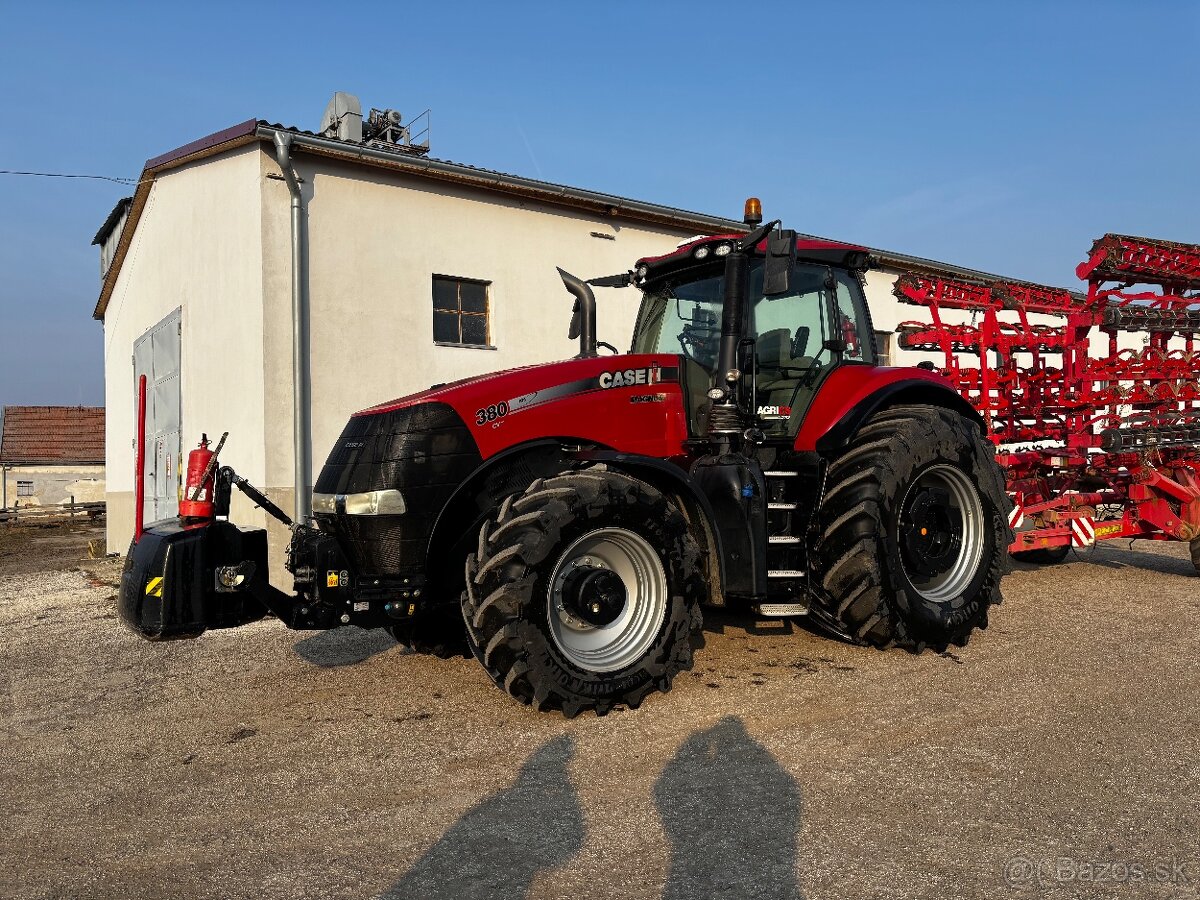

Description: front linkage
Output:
[119,463,415,640]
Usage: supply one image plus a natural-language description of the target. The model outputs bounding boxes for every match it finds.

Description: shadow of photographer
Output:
[381,735,584,899]
[655,715,804,900]
[383,716,802,899]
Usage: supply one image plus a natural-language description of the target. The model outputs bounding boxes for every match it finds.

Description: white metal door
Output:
[133,309,182,524]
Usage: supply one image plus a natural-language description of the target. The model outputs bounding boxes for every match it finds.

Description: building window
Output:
[874,330,893,367]
[16,481,33,497]
[433,276,492,348]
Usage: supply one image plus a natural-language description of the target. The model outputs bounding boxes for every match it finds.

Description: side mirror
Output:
[763,229,798,296]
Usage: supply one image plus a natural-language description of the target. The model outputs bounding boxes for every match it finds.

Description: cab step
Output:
[767,569,806,578]
[757,602,809,617]
[768,502,798,510]
[768,535,802,544]
[763,470,798,477]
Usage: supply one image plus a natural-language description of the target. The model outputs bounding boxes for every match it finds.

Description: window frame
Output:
[874,330,893,367]
[432,274,495,350]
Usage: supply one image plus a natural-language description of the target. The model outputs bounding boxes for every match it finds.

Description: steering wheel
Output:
[678,335,718,368]
[597,341,620,355]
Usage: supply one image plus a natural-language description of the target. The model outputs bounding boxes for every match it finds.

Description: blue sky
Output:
[1,0,1197,406]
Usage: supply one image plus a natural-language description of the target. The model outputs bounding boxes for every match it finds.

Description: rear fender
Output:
[799,372,982,454]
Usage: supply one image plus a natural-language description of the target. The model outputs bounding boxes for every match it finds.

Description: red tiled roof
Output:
[0,406,105,465]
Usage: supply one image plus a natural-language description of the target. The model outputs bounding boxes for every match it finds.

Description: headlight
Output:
[693,245,710,259]
[311,489,407,516]
[713,243,732,257]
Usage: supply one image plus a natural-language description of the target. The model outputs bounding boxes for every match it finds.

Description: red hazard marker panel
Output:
[1008,502,1024,530]
[1070,516,1096,547]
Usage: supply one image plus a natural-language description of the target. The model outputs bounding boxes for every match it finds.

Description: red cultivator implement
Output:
[895,233,1200,561]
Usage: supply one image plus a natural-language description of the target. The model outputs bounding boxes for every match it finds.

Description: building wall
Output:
[254,150,706,570]
[103,145,268,552]
[3,465,105,507]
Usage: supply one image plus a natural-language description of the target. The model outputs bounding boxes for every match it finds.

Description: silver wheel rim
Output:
[897,464,986,603]
[547,527,668,673]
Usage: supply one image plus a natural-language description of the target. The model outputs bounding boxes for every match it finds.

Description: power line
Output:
[0,169,139,186]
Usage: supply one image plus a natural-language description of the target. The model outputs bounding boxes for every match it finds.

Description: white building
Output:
[93,94,1028,565]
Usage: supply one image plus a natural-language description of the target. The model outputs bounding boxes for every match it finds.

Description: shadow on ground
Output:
[382,717,803,899]
[657,716,804,900]
[382,735,583,900]
[1077,544,1197,576]
[292,626,402,667]
[1009,544,1197,577]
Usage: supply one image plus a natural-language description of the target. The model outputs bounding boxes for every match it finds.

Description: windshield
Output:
[631,259,873,435]
[631,261,872,369]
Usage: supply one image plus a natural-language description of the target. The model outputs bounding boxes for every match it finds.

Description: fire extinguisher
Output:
[179,432,226,520]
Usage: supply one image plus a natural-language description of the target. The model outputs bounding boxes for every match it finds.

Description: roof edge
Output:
[93,119,1080,321]
[0,457,106,467]
[255,123,746,235]
[92,119,261,320]
[91,196,133,246]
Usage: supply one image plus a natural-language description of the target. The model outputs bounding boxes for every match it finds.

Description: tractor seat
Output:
[757,328,818,410]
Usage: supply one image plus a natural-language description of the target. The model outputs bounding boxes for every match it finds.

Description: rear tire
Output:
[461,468,705,717]
[811,405,1011,652]
[1191,536,1200,575]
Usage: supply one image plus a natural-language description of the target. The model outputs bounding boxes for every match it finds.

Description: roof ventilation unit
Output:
[319,92,363,143]
[363,107,431,156]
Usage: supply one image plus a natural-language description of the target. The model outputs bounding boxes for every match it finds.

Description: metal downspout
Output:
[272,132,312,523]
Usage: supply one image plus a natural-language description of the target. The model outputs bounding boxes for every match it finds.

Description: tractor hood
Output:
[353,353,692,461]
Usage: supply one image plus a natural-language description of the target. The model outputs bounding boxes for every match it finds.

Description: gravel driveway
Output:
[2,526,1198,899]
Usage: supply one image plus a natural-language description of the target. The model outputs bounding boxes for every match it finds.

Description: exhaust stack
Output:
[558,268,598,358]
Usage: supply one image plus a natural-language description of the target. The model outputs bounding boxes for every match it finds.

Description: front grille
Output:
[315,403,481,576]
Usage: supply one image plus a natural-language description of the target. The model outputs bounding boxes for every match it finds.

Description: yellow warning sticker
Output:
[326,571,339,588]
[1093,522,1122,539]
[145,576,163,598]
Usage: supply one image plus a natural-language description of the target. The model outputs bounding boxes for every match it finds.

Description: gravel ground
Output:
[2,527,1200,900]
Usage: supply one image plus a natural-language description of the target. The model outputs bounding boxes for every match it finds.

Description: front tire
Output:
[461,468,705,717]
[811,405,1011,651]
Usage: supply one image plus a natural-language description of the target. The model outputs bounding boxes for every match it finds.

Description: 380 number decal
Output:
[475,401,509,426]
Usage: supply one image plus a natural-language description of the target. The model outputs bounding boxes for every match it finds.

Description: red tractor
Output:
[119,201,1011,716]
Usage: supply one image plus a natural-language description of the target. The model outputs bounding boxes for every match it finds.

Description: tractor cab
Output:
[629,224,874,442]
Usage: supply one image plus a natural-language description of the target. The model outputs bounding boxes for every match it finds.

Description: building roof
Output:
[0,406,105,466]
[93,118,1072,320]
[92,196,133,246]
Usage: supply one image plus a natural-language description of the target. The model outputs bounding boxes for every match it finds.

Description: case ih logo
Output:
[598,367,661,389]
[757,405,792,419]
